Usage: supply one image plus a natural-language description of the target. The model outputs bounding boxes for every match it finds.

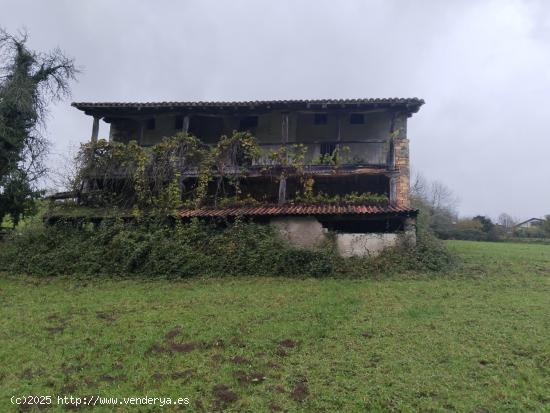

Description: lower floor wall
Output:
[335,233,399,258]
[270,215,416,258]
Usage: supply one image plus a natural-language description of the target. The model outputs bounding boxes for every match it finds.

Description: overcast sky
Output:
[3,0,549,220]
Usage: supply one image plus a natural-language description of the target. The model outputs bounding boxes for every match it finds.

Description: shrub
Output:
[0,218,455,278]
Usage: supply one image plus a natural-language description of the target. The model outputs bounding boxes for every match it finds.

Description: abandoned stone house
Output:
[72,98,424,257]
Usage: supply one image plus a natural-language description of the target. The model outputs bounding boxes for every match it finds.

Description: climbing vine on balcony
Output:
[73,132,386,213]
[75,133,210,213]
[75,131,262,212]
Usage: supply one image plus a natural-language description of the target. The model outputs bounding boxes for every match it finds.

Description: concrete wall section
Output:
[270,216,326,249]
[270,215,416,257]
[336,233,400,257]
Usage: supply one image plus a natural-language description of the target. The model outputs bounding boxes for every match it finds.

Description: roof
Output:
[515,218,545,227]
[177,204,417,218]
[72,98,424,116]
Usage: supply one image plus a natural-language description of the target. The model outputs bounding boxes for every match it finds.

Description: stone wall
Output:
[394,138,410,207]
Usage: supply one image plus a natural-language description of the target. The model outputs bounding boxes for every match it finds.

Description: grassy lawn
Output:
[0,241,549,412]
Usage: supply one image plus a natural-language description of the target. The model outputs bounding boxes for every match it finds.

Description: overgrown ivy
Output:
[73,132,388,213]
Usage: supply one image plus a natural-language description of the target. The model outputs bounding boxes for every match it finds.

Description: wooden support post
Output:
[278,112,289,205]
[281,112,289,143]
[183,115,190,133]
[138,119,145,145]
[336,112,342,142]
[278,176,286,205]
[91,116,100,143]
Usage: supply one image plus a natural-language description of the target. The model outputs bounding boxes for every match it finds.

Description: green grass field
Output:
[1,240,549,412]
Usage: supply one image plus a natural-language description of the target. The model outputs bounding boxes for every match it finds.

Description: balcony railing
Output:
[83,140,394,179]
[253,140,390,167]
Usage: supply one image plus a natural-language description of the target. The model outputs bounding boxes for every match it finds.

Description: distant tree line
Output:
[411,172,550,242]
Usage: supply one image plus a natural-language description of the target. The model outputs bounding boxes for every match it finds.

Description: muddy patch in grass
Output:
[171,369,194,381]
[269,401,283,412]
[16,399,52,411]
[60,363,88,375]
[145,340,204,355]
[230,336,246,348]
[144,342,169,356]
[232,370,266,385]
[266,361,279,369]
[212,384,238,409]
[96,311,117,322]
[275,338,297,357]
[169,341,198,353]
[99,373,126,383]
[230,355,250,365]
[212,338,225,348]
[275,348,288,357]
[232,370,249,385]
[211,354,224,363]
[46,313,69,323]
[278,339,296,348]
[290,378,309,402]
[60,383,77,394]
[269,384,286,394]
[164,325,182,340]
[45,325,66,334]
[20,367,45,380]
[152,369,195,382]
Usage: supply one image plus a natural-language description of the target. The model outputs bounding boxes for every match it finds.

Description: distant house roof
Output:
[177,204,417,218]
[515,218,545,227]
[72,98,425,117]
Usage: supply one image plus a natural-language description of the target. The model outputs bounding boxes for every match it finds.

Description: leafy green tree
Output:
[542,215,550,236]
[0,170,39,227]
[473,215,494,233]
[0,29,78,224]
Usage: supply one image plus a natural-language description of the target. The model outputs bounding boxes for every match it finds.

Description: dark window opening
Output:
[146,118,156,130]
[239,116,258,131]
[320,143,337,157]
[314,113,328,125]
[175,116,184,130]
[321,218,404,233]
[350,113,365,124]
[188,116,224,143]
[312,175,389,197]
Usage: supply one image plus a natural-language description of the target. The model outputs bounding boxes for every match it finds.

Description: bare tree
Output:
[410,170,428,200]
[497,213,517,229]
[428,180,459,213]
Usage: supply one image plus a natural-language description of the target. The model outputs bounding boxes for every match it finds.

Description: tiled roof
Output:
[177,204,417,218]
[72,98,424,112]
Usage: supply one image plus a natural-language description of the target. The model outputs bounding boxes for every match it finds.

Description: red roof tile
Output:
[177,204,417,218]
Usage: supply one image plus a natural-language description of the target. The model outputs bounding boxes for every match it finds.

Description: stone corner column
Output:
[393,138,410,208]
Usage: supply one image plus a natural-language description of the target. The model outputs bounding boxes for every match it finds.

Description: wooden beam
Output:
[281,112,289,143]
[91,116,100,143]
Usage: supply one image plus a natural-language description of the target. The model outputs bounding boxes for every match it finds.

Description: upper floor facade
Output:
[73,98,423,169]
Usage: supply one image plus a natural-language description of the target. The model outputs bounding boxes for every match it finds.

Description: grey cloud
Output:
[2,0,549,219]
